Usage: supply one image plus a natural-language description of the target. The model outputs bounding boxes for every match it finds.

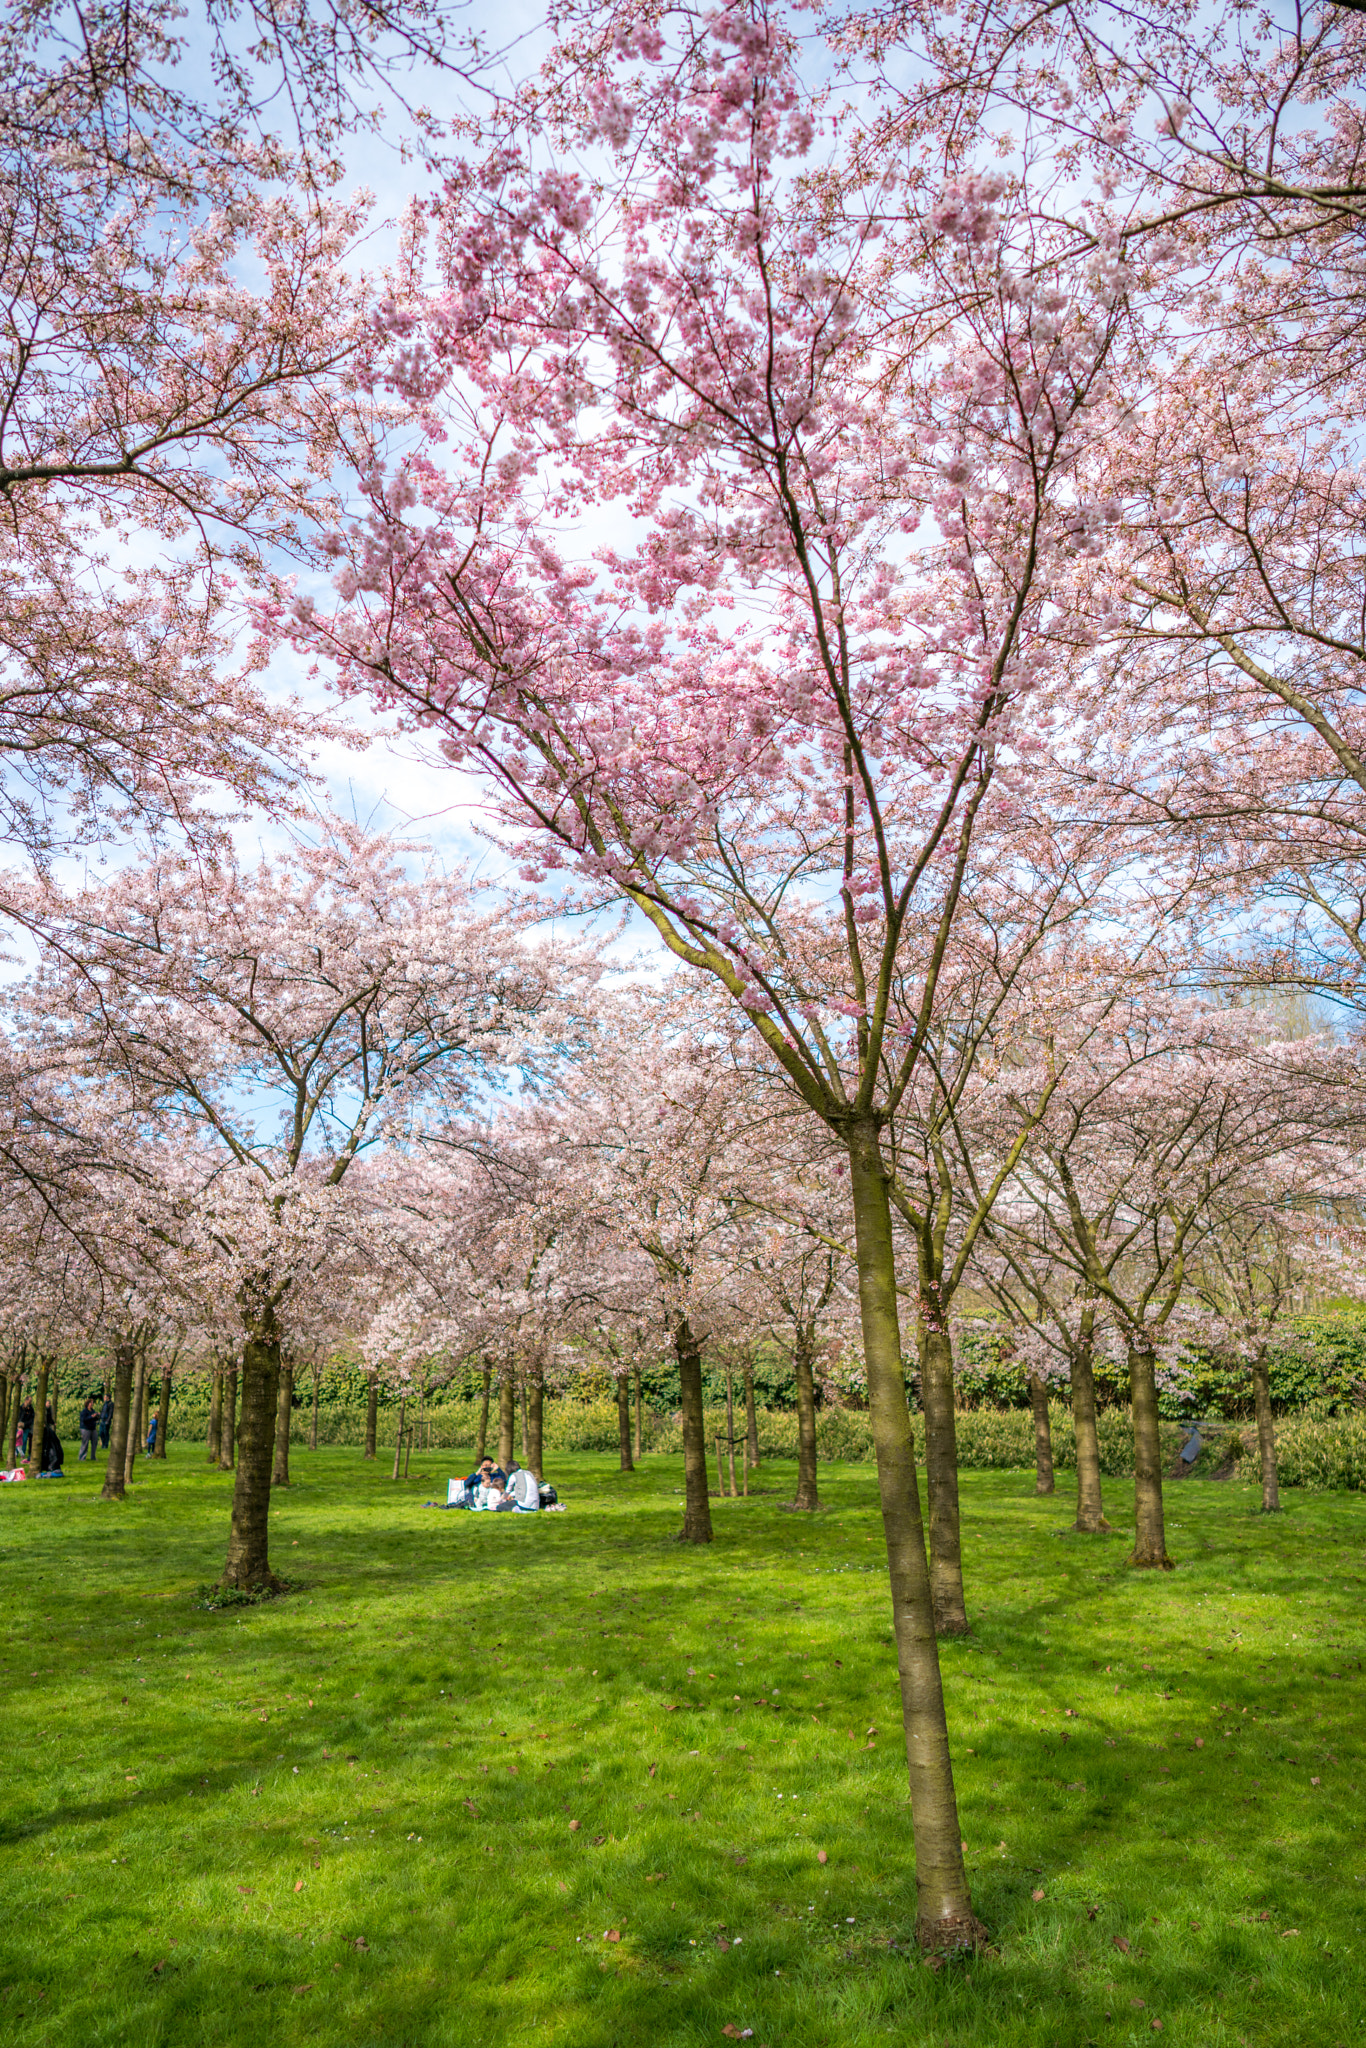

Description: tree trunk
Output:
[527,1366,544,1481]
[25,1357,51,1476]
[309,1360,321,1451]
[744,1362,760,1468]
[793,1324,820,1510]
[920,1323,969,1635]
[520,1379,529,1461]
[405,1384,422,1478]
[364,1374,378,1459]
[125,1347,148,1485]
[725,1368,737,1495]
[497,1369,515,1470]
[0,1373,11,1467]
[219,1326,283,1591]
[633,1367,643,1461]
[845,1117,981,1950]
[1251,1345,1280,1514]
[617,1372,634,1470]
[1069,1334,1110,1532]
[1128,1341,1173,1569]
[272,1359,294,1485]
[674,1316,713,1545]
[153,1367,172,1459]
[1028,1372,1055,1495]
[101,1344,135,1501]
[218,1367,238,1470]
[207,1368,223,1464]
[50,1376,60,1426]
[476,1365,491,1460]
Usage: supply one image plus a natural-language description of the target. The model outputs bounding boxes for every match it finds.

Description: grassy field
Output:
[1,1446,1363,2048]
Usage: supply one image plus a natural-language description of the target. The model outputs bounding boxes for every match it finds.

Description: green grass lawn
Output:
[2,1446,1363,2048]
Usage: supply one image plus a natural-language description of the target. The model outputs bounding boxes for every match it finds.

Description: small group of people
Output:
[448,1456,547,1512]
[8,1402,67,1476]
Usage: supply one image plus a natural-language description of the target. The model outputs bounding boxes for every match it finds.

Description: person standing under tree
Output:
[79,1397,98,1461]
[98,1394,113,1450]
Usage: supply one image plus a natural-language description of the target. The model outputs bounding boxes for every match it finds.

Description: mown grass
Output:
[1,1445,1363,2048]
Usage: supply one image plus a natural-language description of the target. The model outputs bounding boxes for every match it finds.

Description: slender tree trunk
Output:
[1251,1345,1280,1514]
[207,1367,223,1465]
[617,1373,634,1471]
[920,1323,969,1635]
[724,1368,737,1496]
[309,1361,321,1451]
[520,1379,529,1461]
[50,1376,60,1426]
[0,1374,11,1467]
[153,1367,172,1459]
[364,1374,378,1459]
[527,1365,544,1481]
[25,1358,51,1476]
[1069,1334,1110,1532]
[1028,1373,1055,1495]
[793,1325,820,1511]
[846,1118,981,1950]
[1128,1341,1173,1569]
[405,1384,422,1479]
[743,1362,760,1468]
[219,1325,283,1591]
[272,1359,293,1485]
[125,1347,148,1485]
[633,1367,643,1460]
[476,1365,491,1461]
[101,1344,134,1501]
[497,1369,515,1471]
[218,1367,238,1471]
[675,1316,713,1544]
[392,1395,407,1480]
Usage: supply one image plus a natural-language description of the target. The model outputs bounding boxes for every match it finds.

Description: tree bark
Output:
[845,1117,981,1950]
[392,1395,407,1479]
[617,1372,634,1470]
[792,1324,820,1510]
[1251,1345,1280,1513]
[153,1367,173,1459]
[1028,1372,1055,1495]
[309,1359,321,1450]
[25,1357,51,1477]
[0,1372,11,1467]
[1128,1341,1173,1568]
[1069,1332,1110,1532]
[527,1365,544,1481]
[744,1362,760,1468]
[476,1365,491,1461]
[725,1368,737,1495]
[497,1369,515,1470]
[218,1367,238,1470]
[405,1383,422,1478]
[272,1359,294,1485]
[520,1379,529,1461]
[674,1316,713,1544]
[207,1367,223,1465]
[219,1326,283,1590]
[920,1323,969,1635]
[633,1367,643,1460]
[101,1344,134,1501]
[124,1346,148,1485]
[364,1374,378,1459]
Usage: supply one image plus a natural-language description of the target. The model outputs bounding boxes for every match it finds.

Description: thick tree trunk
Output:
[364,1375,378,1459]
[617,1372,634,1470]
[218,1368,238,1471]
[674,1316,713,1544]
[101,1345,134,1501]
[392,1395,407,1479]
[1028,1372,1055,1495]
[1128,1341,1173,1569]
[1069,1335,1110,1532]
[497,1370,515,1470]
[124,1348,148,1485]
[920,1323,969,1635]
[272,1360,293,1485]
[207,1368,223,1464]
[25,1358,51,1476]
[633,1367,643,1461]
[527,1366,544,1481]
[153,1367,172,1459]
[219,1327,283,1591]
[793,1325,820,1510]
[846,1118,981,1950]
[1251,1345,1280,1514]
[744,1363,760,1468]
[476,1365,491,1461]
